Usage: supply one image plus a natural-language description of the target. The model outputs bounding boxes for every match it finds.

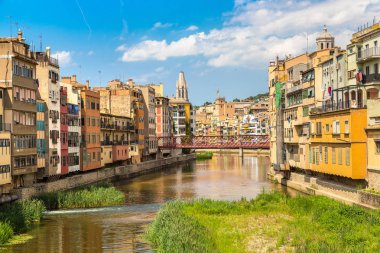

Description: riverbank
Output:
[0,183,126,245]
[146,192,380,253]
[268,170,380,209]
[11,154,195,201]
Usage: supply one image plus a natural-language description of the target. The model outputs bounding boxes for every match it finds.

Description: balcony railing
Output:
[0,123,11,132]
[114,140,129,145]
[357,47,380,61]
[101,123,115,129]
[310,100,365,114]
[101,140,113,146]
[287,84,302,94]
[365,73,380,83]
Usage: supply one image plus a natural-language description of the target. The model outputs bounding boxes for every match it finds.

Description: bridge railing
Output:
[157,135,270,149]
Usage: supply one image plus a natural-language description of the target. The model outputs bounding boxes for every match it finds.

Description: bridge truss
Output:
[157,135,270,149]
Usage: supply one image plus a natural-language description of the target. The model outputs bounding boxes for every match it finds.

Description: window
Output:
[333,121,340,134]
[344,120,349,134]
[324,147,328,164]
[316,122,322,135]
[338,148,342,165]
[332,147,336,164]
[376,141,380,154]
[311,122,315,135]
[346,147,350,166]
[319,146,322,165]
[325,124,329,133]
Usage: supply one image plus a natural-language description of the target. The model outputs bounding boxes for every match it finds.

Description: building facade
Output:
[0,31,38,187]
[35,47,61,178]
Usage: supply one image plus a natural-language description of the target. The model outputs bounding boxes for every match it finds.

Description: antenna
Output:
[15,21,19,32]
[39,34,42,51]
[98,70,102,85]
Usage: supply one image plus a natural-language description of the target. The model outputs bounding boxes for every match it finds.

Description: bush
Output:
[0,199,45,234]
[196,152,213,160]
[0,222,13,245]
[146,201,217,253]
[36,184,125,210]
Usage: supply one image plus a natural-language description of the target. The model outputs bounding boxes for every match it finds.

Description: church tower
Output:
[175,71,188,101]
[316,25,335,51]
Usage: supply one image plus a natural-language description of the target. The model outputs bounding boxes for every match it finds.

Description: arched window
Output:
[358,89,363,107]
[321,43,324,50]
[367,88,379,99]
[327,42,329,48]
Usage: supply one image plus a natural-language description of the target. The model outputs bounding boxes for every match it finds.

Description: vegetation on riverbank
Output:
[0,199,45,245]
[196,152,213,160]
[146,192,380,253]
[0,183,125,245]
[35,182,125,210]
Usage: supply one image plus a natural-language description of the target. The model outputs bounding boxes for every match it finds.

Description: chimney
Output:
[46,47,51,57]
[72,75,77,82]
[17,29,23,42]
[86,80,90,89]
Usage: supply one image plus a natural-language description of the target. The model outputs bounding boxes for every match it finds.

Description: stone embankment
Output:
[11,154,195,200]
[268,170,380,209]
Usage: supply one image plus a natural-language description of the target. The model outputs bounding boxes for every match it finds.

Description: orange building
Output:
[62,75,101,171]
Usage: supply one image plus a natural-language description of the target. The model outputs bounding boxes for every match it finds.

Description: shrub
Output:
[36,184,125,210]
[0,199,45,234]
[0,222,13,245]
[146,201,217,253]
[196,152,213,160]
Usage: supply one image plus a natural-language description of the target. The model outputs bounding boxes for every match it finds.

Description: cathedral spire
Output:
[175,71,189,101]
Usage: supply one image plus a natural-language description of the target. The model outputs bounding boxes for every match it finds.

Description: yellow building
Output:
[309,107,367,179]
[347,22,380,188]
[0,87,12,194]
[268,57,286,170]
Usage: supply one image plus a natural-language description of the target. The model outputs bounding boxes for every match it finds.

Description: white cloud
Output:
[88,50,94,56]
[117,0,380,68]
[186,25,199,31]
[152,22,173,30]
[52,51,72,67]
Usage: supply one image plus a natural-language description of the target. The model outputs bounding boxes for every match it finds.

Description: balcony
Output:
[310,100,366,115]
[287,84,302,94]
[36,54,59,66]
[0,123,11,132]
[365,74,380,84]
[357,47,380,62]
[114,140,129,146]
[101,140,113,146]
[101,123,115,130]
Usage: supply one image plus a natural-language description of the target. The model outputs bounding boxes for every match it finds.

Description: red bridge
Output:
[157,135,270,149]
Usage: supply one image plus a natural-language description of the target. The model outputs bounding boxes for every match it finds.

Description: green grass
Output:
[196,152,213,160]
[362,188,380,195]
[146,192,380,253]
[0,222,13,245]
[0,199,45,245]
[35,182,125,210]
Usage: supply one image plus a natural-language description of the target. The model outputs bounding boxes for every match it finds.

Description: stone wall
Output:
[11,154,195,200]
[358,190,380,207]
[368,169,380,191]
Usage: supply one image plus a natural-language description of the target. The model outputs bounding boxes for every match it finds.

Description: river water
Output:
[3,154,292,253]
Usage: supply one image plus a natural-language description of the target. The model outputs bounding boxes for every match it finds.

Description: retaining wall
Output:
[11,154,195,200]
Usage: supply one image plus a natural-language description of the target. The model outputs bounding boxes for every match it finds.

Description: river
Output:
[3,154,293,253]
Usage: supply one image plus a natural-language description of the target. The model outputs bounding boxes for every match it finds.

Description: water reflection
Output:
[3,154,290,253]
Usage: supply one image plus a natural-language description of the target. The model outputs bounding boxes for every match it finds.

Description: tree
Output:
[233,98,240,102]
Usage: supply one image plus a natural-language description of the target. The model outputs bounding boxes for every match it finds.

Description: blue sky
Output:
[1,0,379,104]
